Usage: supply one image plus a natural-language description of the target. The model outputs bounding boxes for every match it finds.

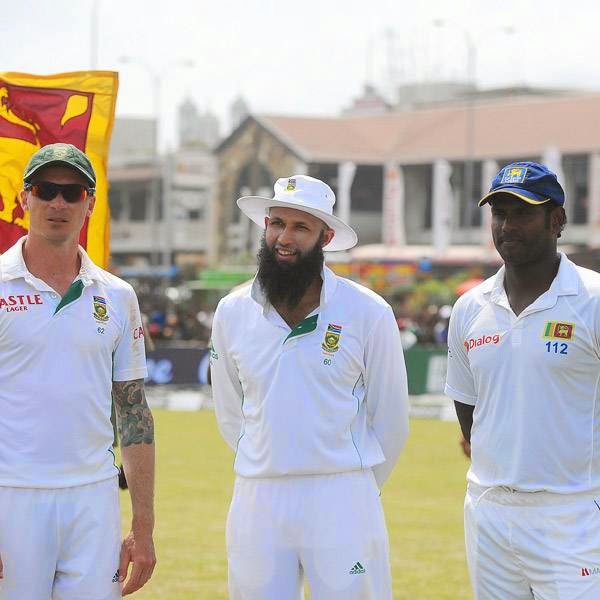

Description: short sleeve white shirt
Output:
[0,237,147,488]
[446,253,600,493]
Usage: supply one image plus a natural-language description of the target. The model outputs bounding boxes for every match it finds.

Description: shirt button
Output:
[51,293,57,299]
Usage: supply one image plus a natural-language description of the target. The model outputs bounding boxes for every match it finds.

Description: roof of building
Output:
[218,92,600,165]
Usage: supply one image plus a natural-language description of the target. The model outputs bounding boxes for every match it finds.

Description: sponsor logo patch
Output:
[93,296,109,322]
[464,333,501,353]
[286,178,296,191]
[581,566,600,577]
[0,294,43,312]
[543,321,574,341]
[322,323,342,353]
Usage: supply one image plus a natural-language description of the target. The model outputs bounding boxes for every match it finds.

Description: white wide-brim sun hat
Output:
[237,175,358,252]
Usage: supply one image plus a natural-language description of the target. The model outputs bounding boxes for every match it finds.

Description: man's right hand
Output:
[460,436,472,459]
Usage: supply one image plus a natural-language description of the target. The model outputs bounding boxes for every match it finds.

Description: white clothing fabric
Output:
[465,483,600,599]
[227,470,391,600]
[210,266,409,489]
[0,477,121,600]
[445,253,600,493]
[0,237,147,488]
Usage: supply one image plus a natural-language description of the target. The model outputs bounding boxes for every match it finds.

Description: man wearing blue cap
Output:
[445,161,600,599]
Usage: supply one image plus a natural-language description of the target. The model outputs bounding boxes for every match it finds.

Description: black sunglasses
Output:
[25,181,95,203]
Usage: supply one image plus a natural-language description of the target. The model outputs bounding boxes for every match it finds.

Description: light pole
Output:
[118,56,196,269]
[118,57,162,153]
[90,0,100,69]
[119,56,196,153]
[433,21,514,226]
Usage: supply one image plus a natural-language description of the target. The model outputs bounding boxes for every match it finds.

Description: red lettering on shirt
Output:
[133,326,145,340]
[0,294,43,309]
[464,334,501,353]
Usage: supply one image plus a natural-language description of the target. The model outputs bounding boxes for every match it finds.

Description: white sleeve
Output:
[444,302,477,405]
[113,286,148,382]
[364,306,410,489]
[210,302,244,451]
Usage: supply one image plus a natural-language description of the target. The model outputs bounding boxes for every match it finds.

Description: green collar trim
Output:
[284,314,318,342]
[54,280,85,315]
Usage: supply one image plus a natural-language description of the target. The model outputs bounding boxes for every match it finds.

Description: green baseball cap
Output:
[23,143,96,188]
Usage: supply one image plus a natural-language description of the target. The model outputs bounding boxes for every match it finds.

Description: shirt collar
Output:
[0,236,104,285]
[250,264,338,313]
[487,251,579,305]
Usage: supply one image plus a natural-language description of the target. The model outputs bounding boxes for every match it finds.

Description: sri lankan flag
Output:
[543,321,575,340]
[0,71,118,268]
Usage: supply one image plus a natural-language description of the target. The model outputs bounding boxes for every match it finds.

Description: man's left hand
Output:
[119,531,156,595]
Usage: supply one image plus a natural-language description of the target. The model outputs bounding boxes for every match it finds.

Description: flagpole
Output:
[90,0,99,69]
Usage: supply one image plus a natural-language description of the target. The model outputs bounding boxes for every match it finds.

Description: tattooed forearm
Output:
[112,379,154,447]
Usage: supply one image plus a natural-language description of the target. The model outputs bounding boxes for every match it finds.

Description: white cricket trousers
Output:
[465,483,600,599]
[226,469,392,600]
[0,477,121,600]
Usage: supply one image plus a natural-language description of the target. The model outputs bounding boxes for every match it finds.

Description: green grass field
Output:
[120,410,471,599]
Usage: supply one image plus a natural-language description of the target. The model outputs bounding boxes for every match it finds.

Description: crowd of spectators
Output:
[395,304,452,349]
[141,305,213,346]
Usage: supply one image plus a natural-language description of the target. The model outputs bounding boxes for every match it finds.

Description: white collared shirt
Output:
[446,253,600,493]
[210,266,409,489]
[0,237,147,488]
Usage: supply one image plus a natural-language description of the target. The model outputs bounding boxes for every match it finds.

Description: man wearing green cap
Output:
[0,143,156,598]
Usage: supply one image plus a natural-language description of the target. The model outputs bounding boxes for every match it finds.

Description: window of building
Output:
[450,161,482,228]
[351,165,383,212]
[156,182,163,221]
[233,162,272,224]
[563,154,588,225]
[403,164,433,230]
[129,188,148,222]
[308,164,338,193]
[109,189,123,221]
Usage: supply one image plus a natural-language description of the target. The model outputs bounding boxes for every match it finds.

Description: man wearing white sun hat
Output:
[209,174,409,600]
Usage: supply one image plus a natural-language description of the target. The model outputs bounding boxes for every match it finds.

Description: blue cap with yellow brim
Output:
[478,161,565,207]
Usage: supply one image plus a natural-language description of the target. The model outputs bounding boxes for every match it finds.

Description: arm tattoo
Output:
[112,379,154,446]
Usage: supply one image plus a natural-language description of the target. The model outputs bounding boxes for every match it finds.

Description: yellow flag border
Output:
[0,71,119,267]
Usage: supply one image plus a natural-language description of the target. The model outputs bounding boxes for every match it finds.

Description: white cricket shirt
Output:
[0,237,147,488]
[446,253,600,493]
[210,266,409,489]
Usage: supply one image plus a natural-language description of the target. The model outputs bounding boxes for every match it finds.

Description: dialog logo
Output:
[464,334,501,353]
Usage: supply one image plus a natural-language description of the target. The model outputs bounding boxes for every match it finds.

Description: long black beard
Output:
[256,233,325,309]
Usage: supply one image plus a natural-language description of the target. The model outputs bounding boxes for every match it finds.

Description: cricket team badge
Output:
[322,323,342,353]
[286,178,296,191]
[543,321,575,340]
[92,296,109,322]
[500,166,528,184]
